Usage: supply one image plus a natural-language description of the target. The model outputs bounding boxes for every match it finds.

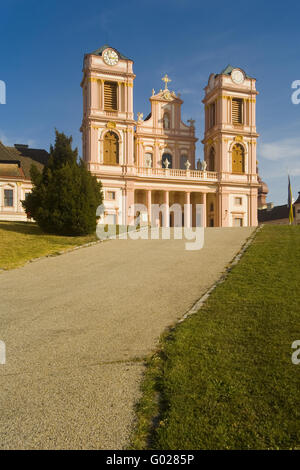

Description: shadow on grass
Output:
[0,222,91,239]
[130,329,176,450]
[0,221,42,236]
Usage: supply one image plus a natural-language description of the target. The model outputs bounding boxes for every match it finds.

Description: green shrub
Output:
[22,130,103,236]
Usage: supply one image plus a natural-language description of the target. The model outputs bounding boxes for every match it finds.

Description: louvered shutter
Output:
[232,99,243,124]
[104,82,118,110]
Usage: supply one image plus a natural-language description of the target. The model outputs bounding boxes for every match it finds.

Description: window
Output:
[103,131,119,165]
[24,192,30,200]
[104,81,118,110]
[162,153,172,168]
[234,217,243,227]
[232,98,243,124]
[235,197,242,205]
[209,102,216,128]
[232,144,245,174]
[210,203,214,212]
[208,147,215,171]
[163,113,170,129]
[4,189,13,207]
[210,218,214,227]
[107,191,116,200]
[106,213,117,225]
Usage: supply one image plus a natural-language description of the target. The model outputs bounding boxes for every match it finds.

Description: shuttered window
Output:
[104,81,118,110]
[103,131,119,165]
[232,144,245,173]
[232,98,243,124]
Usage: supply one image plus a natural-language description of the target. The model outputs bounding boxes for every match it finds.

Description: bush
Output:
[22,130,103,236]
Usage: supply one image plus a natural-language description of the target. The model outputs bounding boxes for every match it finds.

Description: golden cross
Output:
[162,74,171,90]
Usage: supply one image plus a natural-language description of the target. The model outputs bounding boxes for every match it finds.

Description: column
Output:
[217,191,222,227]
[100,79,104,110]
[185,191,191,228]
[126,185,135,225]
[202,193,207,228]
[147,189,152,226]
[163,190,170,227]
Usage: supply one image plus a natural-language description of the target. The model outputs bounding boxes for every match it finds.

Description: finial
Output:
[163,158,170,169]
[152,88,155,96]
[162,74,171,90]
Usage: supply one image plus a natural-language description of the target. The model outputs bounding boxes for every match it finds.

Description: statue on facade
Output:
[145,154,152,168]
[201,160,207,171]
[184,159,191,170]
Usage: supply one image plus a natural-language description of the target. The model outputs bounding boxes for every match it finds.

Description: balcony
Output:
[87,163,257,185]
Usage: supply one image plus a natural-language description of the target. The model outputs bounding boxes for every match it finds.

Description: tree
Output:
[23,130,103,236]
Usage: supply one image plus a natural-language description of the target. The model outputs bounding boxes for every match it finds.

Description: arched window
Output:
[232,144,245,173]
[163,113,170,130]
[103,131,119,165]
[180,155,188,169]
[208,147,215,171]
[162,153,172,168]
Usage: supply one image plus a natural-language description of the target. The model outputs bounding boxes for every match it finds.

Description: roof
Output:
[91,44,130,61]
[295,192,300,205]
[0,141,48,180]
[0,161,24,178]
[258,204,295,222]
[219,64,253,79]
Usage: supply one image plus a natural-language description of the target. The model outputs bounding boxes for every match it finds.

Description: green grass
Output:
[0,221,98,270]
[131,225,300,450]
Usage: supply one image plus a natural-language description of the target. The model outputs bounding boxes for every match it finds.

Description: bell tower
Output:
[202,65,259,227]
[80,45,136,171]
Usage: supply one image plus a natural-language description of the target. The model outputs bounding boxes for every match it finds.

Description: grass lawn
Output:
[0,221,98,270]
[131,225,300,450]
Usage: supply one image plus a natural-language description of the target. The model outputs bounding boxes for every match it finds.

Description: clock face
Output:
[231,69,245,85]
[103,48,119,66]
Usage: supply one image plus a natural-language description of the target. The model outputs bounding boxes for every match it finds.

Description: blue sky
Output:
[1,0,300,205]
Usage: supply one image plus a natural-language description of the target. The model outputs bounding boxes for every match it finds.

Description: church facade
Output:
[80,45,259,227]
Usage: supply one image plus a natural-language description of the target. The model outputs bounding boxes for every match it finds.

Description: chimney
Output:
[14,144,29,149]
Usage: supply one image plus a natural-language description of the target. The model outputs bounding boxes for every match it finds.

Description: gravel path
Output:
[0,227,254,449]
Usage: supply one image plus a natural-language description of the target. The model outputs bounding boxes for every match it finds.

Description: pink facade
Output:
[80,46,259,227]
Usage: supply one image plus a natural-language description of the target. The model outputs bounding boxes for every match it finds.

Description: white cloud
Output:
[259,137,300,161]
[0,131,11,146]
[0,130,36,148]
